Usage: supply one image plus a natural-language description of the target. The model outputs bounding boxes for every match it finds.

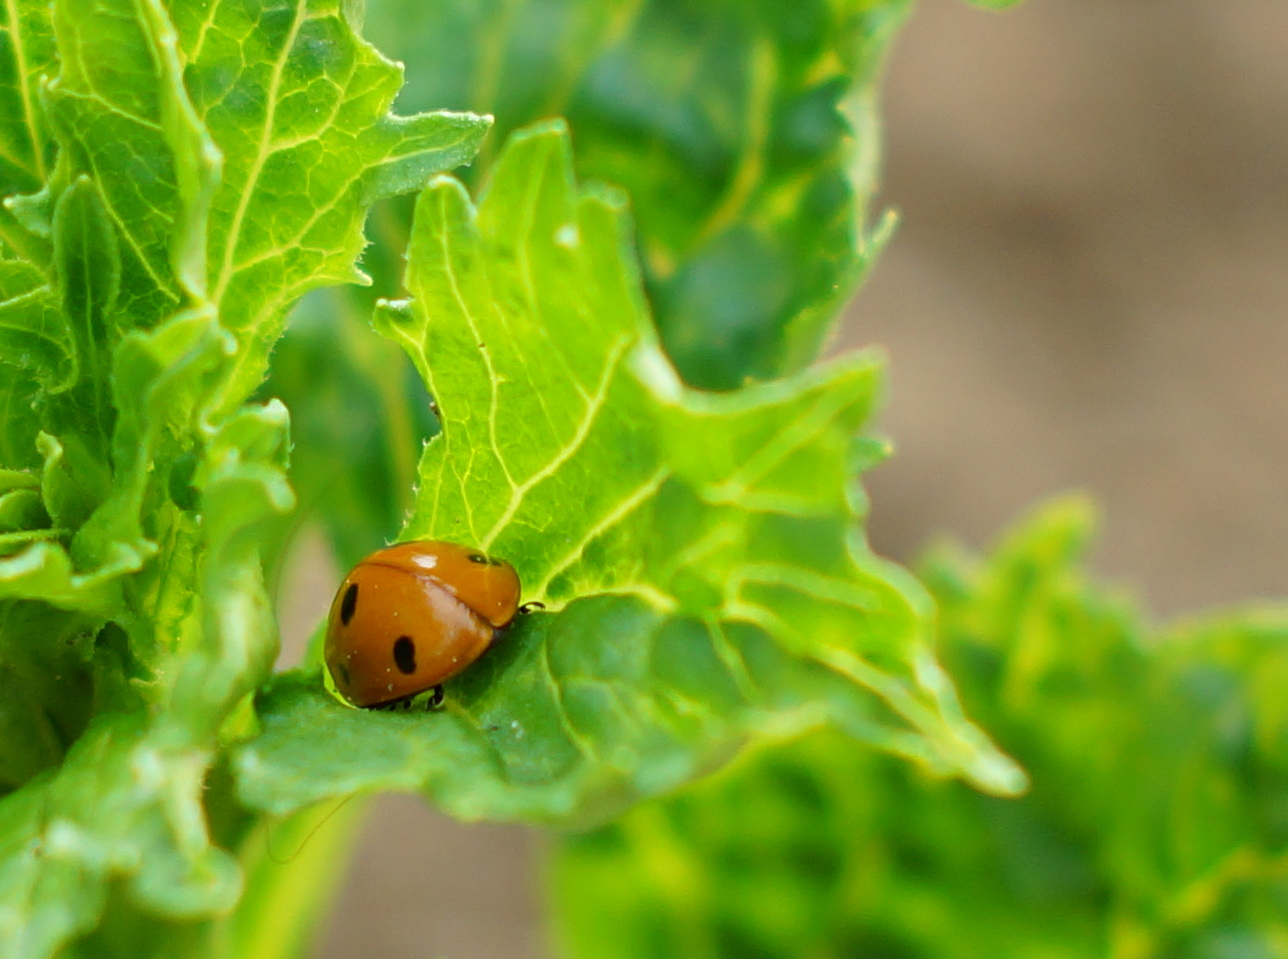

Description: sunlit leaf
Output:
[235,123,1021,828]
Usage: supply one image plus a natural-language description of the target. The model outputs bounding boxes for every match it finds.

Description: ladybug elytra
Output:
[323,541,521,709]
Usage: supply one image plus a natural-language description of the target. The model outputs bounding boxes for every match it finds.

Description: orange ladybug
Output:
[324,541,522,709]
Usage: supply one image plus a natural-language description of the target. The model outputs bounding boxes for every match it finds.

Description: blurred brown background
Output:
[310,1,1288,955]
[858,0,1288,616]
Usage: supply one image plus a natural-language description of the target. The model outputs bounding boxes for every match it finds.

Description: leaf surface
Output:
[235,123,1021,827]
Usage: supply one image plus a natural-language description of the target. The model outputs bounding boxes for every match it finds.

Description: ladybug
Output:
[324,540,523,710]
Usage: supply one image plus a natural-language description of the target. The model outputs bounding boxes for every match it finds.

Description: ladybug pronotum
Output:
[324,541,521,709]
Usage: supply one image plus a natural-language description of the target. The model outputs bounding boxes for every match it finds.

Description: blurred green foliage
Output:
[349,0,911,389]
[550,497,1288,959]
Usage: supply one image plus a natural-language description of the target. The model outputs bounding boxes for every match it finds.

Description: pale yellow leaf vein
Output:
[432,194,515,494]
[735,563,881,611]
[0,284,54,315]
[532,465,669,599]
[3,0,44,181]
[702,615,758,703]
[211,0,306,302]
[708,386,857,503]
[93,189,177,304]
[185,0,225,65]
[479,334,633,550]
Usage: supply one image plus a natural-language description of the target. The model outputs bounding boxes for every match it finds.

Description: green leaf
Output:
[0,353,296,959]
[0,373,41,470]
[48,177,121,462]
[0,602,95,792]
[171,0,491,414]
[45,0,218,328]
[0,251,65,392]
[0,715,240,958]
[234,123,1020,828]
[167,400,295,735]
[0,0,488,602]
[0,0,56,264]
[0,310,228,626]
[549,498,1288,959]
[0,0,223,623]
[362,0,912,388]
[0,0,489,951]
[0,0,55,197]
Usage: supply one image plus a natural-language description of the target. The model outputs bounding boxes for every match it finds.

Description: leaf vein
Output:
[480,334,632,549]
[211,0,306,302]
[532,465,669,600]
[3,0,44,181]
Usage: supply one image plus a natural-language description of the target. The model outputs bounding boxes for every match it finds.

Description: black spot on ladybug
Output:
[337,662,351,688]
[467,553,488,564]
[393,635,417,675]
[340,583,359,626]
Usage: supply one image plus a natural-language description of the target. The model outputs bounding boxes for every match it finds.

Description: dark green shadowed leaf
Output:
[0,602,97,792]
[0,180,129,576]
[234,123,1021,828]
[0,310,229,624]
[0,375,40,471]
[261,289,438,572]
[361,0,912,389]
[47,178,120,460]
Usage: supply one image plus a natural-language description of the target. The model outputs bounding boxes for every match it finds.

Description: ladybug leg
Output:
[519,601,545,615]
[425,685,445,710]
[372,695,418,712]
